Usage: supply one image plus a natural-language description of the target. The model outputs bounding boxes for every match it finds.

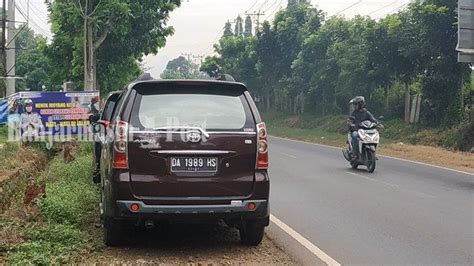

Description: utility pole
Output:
[245,10,265,32]
[181,53,193,62]
[194,54,205,65]
[5,0,15,96]
[1,0,6,97]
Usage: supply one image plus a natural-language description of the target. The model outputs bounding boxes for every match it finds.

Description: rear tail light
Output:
[256,122,268,170]
[100,120,110,128]
[113,120,129,169]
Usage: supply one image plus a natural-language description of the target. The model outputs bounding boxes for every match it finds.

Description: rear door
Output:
[127,82,257,199]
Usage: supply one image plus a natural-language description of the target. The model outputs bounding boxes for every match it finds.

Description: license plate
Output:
[170,157,218,173]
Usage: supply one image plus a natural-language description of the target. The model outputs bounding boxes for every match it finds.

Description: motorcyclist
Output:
[20,99,43,142]
[348,96,380,159]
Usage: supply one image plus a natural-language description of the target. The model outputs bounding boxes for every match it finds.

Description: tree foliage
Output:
[15,26,51,91]
[160,56,209,79]
[46,0,181,93]
[201,0,472,127]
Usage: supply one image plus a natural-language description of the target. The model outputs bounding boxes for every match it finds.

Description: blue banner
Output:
[18,91,100,138]
[0,98,7,124]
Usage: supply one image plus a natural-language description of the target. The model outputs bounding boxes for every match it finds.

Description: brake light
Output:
[256,122,268,170]
[113,120,129,169]
[98,119,110,129]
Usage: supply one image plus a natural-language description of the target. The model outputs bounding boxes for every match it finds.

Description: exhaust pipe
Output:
[145,220,155,229]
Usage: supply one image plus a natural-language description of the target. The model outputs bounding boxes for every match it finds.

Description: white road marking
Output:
[270,135,473,176]
[346,171,436,199]
[346,171,398,188]
[270,214,341,266]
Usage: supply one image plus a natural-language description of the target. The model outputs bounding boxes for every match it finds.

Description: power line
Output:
[367,0,398,16]
[264,0,284,20]
[255,0,269,12]
[202,0,267,55]
[20,0,48,25]
[16,3,50,37]
[263,0,279,13]
[201,26,225,54]
[333,0,363,16]
[246,0,259,13]
[386,1,410,14]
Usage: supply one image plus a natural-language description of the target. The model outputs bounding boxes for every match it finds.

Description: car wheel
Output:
[103,219,124,246]
[240,220,265,246]
[351,163,358,169]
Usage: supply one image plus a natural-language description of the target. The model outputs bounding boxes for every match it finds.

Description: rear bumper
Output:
[106,170,270,225]
[117,199,267,215]
[114,199,269,225]
[117,199,267,216]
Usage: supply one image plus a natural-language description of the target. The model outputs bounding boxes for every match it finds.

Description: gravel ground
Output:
[88,221,297,265]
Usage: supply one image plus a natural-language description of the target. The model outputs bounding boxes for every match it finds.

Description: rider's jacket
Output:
[350,108,378,130]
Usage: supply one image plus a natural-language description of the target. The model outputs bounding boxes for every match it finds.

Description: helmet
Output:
[24,99,33,106]
[349,96,365,108]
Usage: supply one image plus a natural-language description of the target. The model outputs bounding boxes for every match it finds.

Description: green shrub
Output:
[8,223,91,265]
[6,144,101,264]
[38,155,99,225]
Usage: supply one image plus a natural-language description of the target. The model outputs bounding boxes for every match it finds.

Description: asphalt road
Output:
[266,136,473,265]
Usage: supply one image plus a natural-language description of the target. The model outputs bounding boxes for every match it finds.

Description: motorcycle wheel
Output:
[351,163,358,169]
[366,150,376,173]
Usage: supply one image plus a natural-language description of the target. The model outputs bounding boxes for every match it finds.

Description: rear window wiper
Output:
[153,126,210,138]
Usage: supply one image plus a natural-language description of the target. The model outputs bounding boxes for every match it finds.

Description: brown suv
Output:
[97,80,269,246]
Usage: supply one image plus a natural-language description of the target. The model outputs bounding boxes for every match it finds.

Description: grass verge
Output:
[0,126,7,144]
[0,143,102,264]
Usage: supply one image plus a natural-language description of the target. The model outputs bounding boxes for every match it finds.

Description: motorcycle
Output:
[342,118,382,173]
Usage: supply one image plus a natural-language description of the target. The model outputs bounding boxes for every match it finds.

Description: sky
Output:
[16,0,411,78]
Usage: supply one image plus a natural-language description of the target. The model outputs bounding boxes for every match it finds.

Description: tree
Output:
[288,0,309,9]
[47,0,181,92]
[15,26,51,91]
[201,0,472,127]
[161,56,209,79]
[223,21,234,38]
[244,15,253,37]
[235,15,243,36]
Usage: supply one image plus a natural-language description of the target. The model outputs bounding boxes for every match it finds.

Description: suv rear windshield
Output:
[129,83,255,131]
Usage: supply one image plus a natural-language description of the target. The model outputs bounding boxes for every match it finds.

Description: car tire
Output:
[240,220,265,246]
[103,219,124,246]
